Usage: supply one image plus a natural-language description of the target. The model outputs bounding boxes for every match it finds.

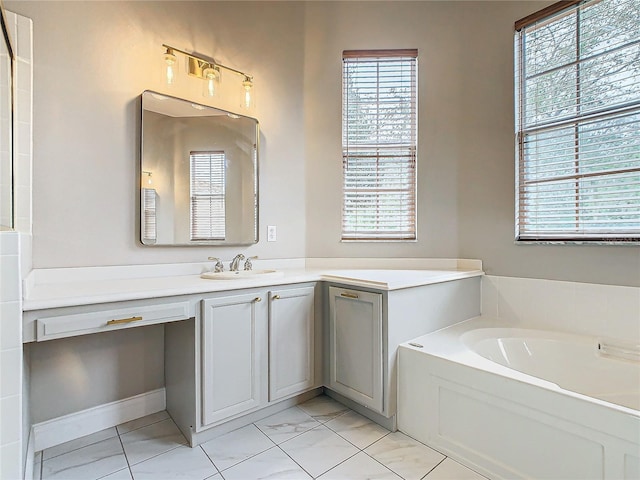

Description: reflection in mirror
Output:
[0,7,14,230]
[140,91,259,245]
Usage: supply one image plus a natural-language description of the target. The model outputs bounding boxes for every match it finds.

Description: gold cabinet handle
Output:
[106,316,143,326]
[340,292,359,299]
[254,297,262,303]
[272,295,281,300]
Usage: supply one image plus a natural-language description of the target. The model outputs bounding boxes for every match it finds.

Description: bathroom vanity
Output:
[22,259,482,449]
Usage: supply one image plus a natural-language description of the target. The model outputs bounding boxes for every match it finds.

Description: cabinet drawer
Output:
[36,301,192,341]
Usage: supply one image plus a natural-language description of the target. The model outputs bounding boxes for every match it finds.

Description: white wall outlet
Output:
[267,225,277,242]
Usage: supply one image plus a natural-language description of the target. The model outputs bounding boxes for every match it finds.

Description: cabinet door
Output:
[269,286,315,401]
[328,287,383,413]
[201,292,266,426]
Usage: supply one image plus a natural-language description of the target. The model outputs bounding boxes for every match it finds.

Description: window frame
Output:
[514,0,640,244]
[341,49,418,242]
[190,150,226,241]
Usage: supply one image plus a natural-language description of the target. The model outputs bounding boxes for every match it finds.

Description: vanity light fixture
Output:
[162,44,254,106]
[142,171,154,188]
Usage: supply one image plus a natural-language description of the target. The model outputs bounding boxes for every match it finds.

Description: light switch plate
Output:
[267,225,277,242]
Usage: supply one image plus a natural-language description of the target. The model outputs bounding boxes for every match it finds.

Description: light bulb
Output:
[142,171,154,188]
[202,65,219,98]
[163,48,177,86]
[242,77,253,109]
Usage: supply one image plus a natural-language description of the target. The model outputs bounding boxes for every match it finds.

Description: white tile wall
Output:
[0,231,22,480]
[1,10,33,480]
[482,275,640,343]
[12,13,34,235]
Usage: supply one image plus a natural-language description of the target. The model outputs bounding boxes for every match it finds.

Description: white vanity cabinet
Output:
[268,286,316,401]
[200,292,268,425]
[326,278,481,429]
[328,286,383,413]
[166,282,320,446]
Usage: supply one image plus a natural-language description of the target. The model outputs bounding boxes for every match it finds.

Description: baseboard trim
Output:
[325,388,397,431]
[32,388,166,452]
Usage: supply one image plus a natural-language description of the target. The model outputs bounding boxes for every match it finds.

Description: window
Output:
[190,151,226,241]
[342,49,417,241]
[515,0,640,243]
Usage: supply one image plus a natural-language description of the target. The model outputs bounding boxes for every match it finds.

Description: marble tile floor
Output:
[34,395,487,480]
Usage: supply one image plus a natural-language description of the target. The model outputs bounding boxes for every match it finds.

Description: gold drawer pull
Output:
[106,316,143,326]
[254,297,262,303]
[272,295,281,300]
[341,292,359,299]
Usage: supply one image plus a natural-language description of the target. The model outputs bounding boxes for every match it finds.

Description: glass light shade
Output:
[163,49,177,86]
[241,78,254,109]
[202,65,220,98]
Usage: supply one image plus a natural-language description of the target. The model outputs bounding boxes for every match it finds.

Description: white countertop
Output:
[22,258,483,311]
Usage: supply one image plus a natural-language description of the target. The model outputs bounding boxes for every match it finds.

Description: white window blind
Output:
[190,151,226,241]
[142,188,156,243]
[342,49,418,241]
[515,0,640,242]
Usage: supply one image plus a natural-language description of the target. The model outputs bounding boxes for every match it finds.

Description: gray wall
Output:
[7,0,638,285]
[28,326,164,423]
[303,1,640,287]
[6,1,307,268]
[454,2,639,287]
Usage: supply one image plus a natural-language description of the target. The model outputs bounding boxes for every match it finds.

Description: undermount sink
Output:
[201,269,284,280]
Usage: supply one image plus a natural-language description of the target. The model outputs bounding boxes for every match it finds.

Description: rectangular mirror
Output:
[140,91,258,245]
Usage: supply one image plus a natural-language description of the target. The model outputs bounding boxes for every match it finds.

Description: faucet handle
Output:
[244,256,258,271]
[207,257,224,273]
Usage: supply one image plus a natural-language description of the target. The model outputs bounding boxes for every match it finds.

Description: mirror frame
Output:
[139,90,260,246]
[0,1,14,230]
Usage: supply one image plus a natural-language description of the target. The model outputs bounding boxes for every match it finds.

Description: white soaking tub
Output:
[398,317,640,480]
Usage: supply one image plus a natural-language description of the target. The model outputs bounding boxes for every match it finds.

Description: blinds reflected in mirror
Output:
[142,188,157,244]
[190,151,226,241]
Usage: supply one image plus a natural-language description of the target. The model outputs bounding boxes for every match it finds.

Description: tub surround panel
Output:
[482,275,640,344]
[398,318,640,480]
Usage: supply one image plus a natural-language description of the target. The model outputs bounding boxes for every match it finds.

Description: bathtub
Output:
[397,317,640,480]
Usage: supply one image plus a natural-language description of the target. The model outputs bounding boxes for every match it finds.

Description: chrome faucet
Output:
[207,257,224,273]
[244,256,258,271]
[230,253,245,271]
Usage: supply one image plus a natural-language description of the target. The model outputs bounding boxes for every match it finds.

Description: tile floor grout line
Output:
[116,416,171,437]
[198,444,222,475]
[322,418,391,451]
[214,437,277,473]
[420,456,447,480]
[94,467,132,480]
[254,415,320,447]
[124,442,185,468]
[368,455,406,480]
[114,429,134,480]
[39,428,119,462]
[41,414,170,464]
[274,443,316,479]
[312,448,362,479]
